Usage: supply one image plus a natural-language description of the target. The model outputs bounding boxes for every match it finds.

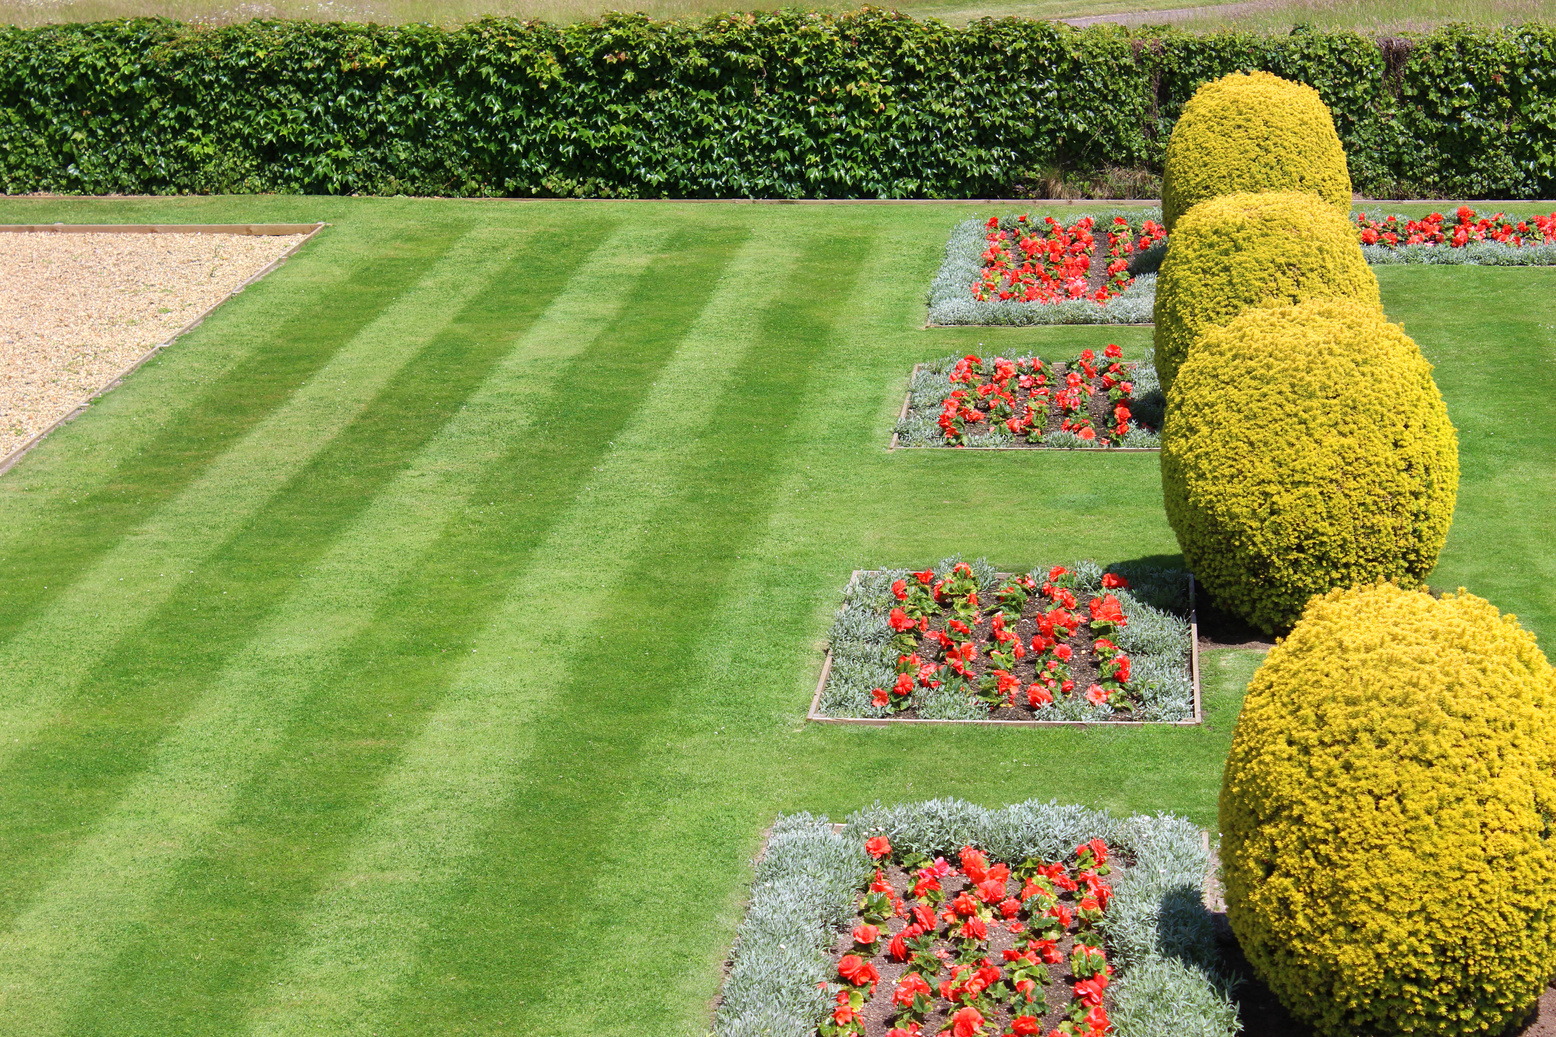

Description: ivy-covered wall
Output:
[1,12,1551,198]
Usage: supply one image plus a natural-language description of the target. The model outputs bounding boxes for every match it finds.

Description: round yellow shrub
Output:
[1161,71,1352,232]
[1220,583,1556,1036]
[1152,190,1380,392]
[1160,297,1457,632]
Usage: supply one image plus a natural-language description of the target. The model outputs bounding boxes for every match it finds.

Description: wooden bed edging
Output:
[888,360,1162,453]
[885,364,921,451]
[0,222,328,478]
[807,569,1203,727]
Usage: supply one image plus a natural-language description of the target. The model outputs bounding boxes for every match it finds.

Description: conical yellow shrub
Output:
[1220,583,1556,1036]
[1161,70,1352,232]
[1152,190,1379,392]
[1160,297,1457,632]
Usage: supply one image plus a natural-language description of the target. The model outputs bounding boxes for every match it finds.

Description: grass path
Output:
[0,196,1548,1035]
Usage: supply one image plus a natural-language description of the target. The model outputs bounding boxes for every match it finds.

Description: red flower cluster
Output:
[821,839,1117,1037]
[871,564,1141,717]
[930,350,1143,448]
[971,215,1115,305]
[1354,206,1556,249]
[1102,215,1164,298]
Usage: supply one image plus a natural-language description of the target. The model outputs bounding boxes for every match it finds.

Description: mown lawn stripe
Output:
[0,222,703,1037]
[36,222,751,1037]
[0,225,463,639]
[0,223,604,939]
[0,228,517,775]
[343,225,875,1037]
[230,220,813,1037]
[505,216,910,1035]
[1380,266,1556,632]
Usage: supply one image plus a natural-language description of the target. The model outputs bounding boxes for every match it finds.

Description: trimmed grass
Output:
[0,0,1546,30]
[0,195,1549,1036]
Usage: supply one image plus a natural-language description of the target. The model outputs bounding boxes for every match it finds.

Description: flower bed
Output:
[926,210,1164,327]
[822,838,1120,1037]
[1357,205,1556,266]
[1355,205,1556,249]
[928,205,1556,327]
[812,559,1198,725]
[970,215,1166,307]
[890,350,1162,451]
[713,799,1237,1037]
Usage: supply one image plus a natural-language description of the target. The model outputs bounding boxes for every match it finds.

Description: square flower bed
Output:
[713,799,1237,1037]
[811,559,1198,726]
[926,210,1165,327]
[890,349,1162,451]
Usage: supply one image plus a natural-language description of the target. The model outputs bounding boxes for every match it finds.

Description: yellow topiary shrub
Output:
[1160,297,1457,632]
[1152,190,1380,392]
[1161,71,1352,232]
[1219,583,1556,1036]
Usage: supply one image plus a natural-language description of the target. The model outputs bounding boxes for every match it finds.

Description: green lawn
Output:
[1,0,1547,30]
[0,196,1550,1036]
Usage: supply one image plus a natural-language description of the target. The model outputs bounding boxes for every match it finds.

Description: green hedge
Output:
[1,12,1553,198]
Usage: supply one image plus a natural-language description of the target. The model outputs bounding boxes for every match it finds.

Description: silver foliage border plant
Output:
[1360,239,1556,265]
[713,798,1240,1037]
[820,558,1195,723]
[925,209,1164,327]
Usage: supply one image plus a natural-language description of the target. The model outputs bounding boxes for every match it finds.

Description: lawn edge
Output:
[0,221,328,477]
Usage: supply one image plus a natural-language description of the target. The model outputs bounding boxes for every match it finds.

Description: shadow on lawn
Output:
[1101,552,1277,653]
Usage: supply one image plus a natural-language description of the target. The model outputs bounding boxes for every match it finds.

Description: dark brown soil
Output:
[834,861,1120,1036]
[880,583,1168,722]
[909,361,1156,450]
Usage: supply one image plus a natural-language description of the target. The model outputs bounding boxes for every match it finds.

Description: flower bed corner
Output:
[889,350,1162,452]
[712,799,1238,1037]
[925,211,1165,328]
[809,560,1200,727]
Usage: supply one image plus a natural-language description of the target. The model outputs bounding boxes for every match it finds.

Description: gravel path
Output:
[0,231,305,462]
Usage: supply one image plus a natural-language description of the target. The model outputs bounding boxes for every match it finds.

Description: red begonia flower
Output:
[950,1005,985,1037]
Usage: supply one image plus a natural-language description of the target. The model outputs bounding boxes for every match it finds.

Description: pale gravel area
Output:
[0,231,305,461]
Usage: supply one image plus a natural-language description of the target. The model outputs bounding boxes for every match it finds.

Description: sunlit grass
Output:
[3,0,1547,30]
[0,194,1549,1034]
